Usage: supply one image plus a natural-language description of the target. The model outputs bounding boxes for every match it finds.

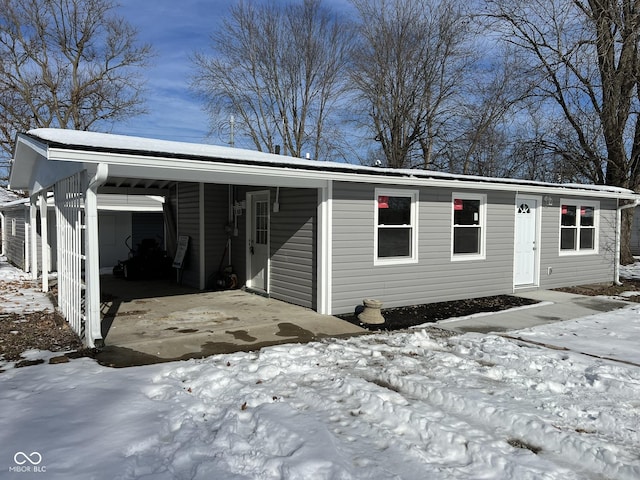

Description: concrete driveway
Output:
[95,276,631,367]
[97,276,365,367]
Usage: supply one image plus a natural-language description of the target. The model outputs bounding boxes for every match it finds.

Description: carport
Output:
[10,129,336,348]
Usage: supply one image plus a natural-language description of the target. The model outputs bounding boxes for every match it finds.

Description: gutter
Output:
[615,198,640,285]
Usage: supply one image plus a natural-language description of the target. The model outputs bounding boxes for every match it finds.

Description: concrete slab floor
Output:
[96,276,366,367]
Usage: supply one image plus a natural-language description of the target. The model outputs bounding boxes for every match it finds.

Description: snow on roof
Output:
[0,186,22,204]
[25,128,637,196]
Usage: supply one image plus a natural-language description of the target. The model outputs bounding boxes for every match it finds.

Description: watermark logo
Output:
[13,452,41,465]
[9,452,46,473]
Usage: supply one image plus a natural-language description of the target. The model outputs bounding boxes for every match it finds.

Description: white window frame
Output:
[11,218,16,236]
[559,199,599,256]
[374,188,418,266]
[451,192,487,261]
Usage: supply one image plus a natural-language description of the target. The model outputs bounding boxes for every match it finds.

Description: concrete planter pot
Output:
[357,298,385,325]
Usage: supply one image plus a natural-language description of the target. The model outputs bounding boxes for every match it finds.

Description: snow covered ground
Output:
[1,261,640,479]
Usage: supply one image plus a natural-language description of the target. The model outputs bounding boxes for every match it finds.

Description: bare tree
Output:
[0,0,152,181]
[192,0,352,161]
[486,0,640,263]
[443,45,530,176]
[349,0,473,169]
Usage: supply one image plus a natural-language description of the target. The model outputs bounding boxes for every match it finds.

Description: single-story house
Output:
[8,128,640,347]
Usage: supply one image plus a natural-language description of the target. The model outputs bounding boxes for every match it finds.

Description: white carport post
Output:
[39,192,49,292]
[29,197,38,280]
[84,164,108,348]
[317,180,333,315]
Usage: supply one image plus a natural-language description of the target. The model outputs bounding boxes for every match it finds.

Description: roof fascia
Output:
[9,134,48,190]
[46,146,640,201]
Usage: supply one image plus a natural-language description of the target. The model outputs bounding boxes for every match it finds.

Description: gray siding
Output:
[270,188,317,309]
[176,183,201,288]
[231,186,249,286]
[538,196,616,288]
[4,208,27,269]
[631,207,640,256]
[331,182,515,314]
[227,186,316,308]
[203,184,232,287]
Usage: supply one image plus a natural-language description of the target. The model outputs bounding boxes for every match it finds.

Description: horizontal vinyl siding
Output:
[331,182,515,314]
[4,209,26,269]
[538,196,616,288]
[176,182,201,288]
[204,184,231,287]
[270,188,316,309]
[631,207,640,256]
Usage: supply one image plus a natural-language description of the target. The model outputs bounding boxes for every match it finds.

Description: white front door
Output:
[514,196,539,286]
[247,191,270,292]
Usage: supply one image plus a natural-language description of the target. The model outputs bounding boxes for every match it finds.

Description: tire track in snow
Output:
[363,333,640,480]
[126,331,640,479]
[278,338,583,479]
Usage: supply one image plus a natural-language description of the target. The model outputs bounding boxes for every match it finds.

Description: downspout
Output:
[84,163,108,348]
[29,197,38,279]
[1,210,5,256]
[615,198,640,285]
[39,192,49,293]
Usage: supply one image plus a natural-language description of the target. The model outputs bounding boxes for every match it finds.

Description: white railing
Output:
[54,173,86,339]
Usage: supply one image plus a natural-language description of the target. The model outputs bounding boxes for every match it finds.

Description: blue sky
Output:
[113,0,354,148]
[113,0,221,144]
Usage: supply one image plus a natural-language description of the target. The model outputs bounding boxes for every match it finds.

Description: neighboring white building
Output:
[0,193,164,273]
